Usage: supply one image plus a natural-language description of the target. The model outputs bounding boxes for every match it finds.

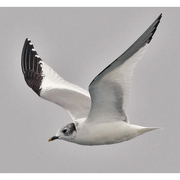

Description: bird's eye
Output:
[62,129,68,135]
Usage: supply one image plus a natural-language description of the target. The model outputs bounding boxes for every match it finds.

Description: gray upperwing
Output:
[89,14,162,86]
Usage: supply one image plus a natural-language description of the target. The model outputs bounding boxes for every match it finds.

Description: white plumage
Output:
[40,61,91,120]
[21,14,162,146]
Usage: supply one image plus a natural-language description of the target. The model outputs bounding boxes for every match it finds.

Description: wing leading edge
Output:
[21,39,91,121]
[87,14,162,123]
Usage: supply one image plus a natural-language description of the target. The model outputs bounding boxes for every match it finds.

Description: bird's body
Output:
[21,14,162,146]
[70,120,158,145]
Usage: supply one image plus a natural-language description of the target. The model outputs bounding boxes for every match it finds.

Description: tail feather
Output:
[138,127,162,135]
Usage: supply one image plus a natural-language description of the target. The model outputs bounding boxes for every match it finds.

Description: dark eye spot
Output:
[62,129,68,135]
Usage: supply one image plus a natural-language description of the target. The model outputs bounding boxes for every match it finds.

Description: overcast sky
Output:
[1,7,180,173]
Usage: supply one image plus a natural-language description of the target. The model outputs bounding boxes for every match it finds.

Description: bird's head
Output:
[48,123,77,142]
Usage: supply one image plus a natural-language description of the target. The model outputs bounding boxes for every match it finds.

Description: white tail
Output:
[138,127,162,135]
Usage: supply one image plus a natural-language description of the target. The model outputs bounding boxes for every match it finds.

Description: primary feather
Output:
[87,14,162,123]
[22,14,162,146]
[21,39,91,121]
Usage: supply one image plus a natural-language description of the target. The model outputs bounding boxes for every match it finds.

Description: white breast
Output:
[74,121,141,145]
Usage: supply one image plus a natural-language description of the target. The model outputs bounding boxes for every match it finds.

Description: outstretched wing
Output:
[21,39,91,121]
[87,14,162,123]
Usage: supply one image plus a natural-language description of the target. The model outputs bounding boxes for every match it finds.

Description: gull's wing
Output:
[87,14,162,123]
[21,39,91,121]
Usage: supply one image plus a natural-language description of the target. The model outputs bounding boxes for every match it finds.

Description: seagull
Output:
[21,14,162,146]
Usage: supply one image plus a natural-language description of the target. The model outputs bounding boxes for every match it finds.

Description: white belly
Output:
[73,121,143,145]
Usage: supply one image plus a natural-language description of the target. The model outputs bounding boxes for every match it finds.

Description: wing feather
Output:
[87,14,162,123]
[21,39,91,121]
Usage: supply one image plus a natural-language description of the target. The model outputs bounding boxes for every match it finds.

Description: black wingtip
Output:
[25,38,31,44]
[146,13,162,44]
[157,13,162,25]
[89,14,162,87]
[21,38,43,96]
[158,13,162,18]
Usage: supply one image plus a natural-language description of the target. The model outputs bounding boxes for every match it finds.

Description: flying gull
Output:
[21,14,162,145]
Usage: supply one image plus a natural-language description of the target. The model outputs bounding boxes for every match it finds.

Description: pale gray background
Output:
[0,7,179,173]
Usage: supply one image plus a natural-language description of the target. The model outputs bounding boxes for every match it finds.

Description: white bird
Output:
[21,14,162,146]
